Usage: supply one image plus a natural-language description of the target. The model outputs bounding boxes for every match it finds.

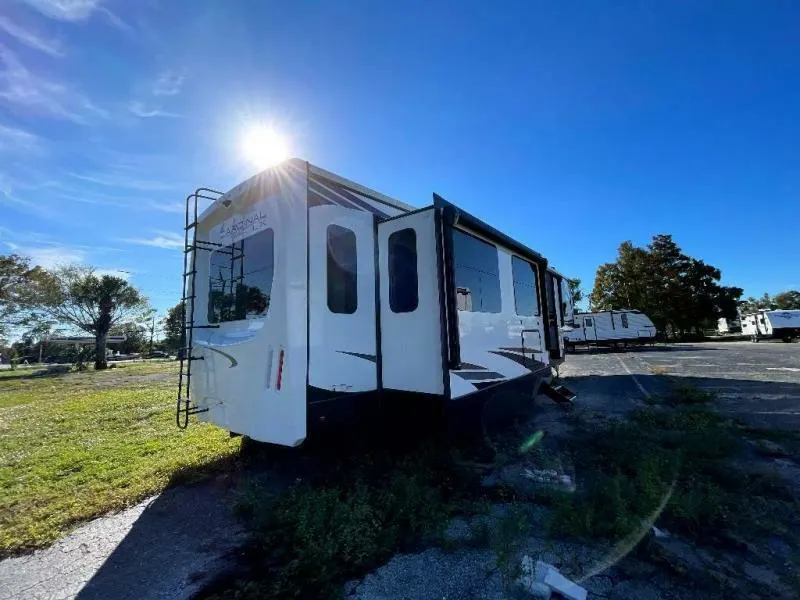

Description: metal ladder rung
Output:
[178,186,225,430]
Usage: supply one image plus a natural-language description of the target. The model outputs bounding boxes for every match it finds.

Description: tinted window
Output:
[585,317,593,327]
[621,313,629,328]
[511,256,539,316]
[208,228,274,323]
[388,228,418,313]
[452,230,501,313]
[327,225,358,314]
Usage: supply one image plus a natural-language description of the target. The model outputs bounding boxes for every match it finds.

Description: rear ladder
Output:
[177,187,224,429]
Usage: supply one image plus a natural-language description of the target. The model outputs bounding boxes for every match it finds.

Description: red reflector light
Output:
[276,350,285,390]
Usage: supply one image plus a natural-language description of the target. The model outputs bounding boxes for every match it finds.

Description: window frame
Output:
[388,227,419,313]
[326,224,358,315]
[451,228,502,314]
[584,317,593,327]
[621,313,629,328]
[511,255,540,317]
[207,227,275,324]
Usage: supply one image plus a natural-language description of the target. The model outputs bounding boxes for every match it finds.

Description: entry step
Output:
[541,382,577,408]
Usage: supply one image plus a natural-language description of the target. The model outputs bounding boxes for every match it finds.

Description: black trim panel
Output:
[454,371,506,381]
[489,349,549,371]
[337,350,377,363]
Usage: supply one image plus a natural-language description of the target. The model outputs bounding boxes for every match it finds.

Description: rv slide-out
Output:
[176,159,572,446]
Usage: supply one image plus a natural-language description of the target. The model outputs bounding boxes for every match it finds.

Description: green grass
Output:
[549,402,799,543]
[0,361,240,557]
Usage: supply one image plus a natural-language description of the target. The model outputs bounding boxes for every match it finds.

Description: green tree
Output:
[739,293,773,314]
[0,254,46,337]
[31,266,150,369]
[590,235,743,337]
[773,290,800,310]
[567,279,584,307]
[109,322,149,354]
[162,302,184,352]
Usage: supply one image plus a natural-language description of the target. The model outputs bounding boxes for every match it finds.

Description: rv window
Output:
[388,228,418,313]
[452,229,501,313]
[511,256,539,316]
[327,225,358,314]
[208,228,274,323]
[621,313,629,328]
[585,317,593,327]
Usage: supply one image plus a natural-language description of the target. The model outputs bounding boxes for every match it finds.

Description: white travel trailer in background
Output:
[741,310,800,342]
[717,316,741,334]
[564,310,657,350]
[176,159,574,446]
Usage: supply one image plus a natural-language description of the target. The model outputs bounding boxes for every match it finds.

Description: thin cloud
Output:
[123,231,184,250]
[148,201,185,213]
[0,16,64,57]
[0,44,108,123]
[19,0,129,29]
[0,173,38,210]
[3,240,86,268]
[127,101,182,119]
[0,122,42,153]
[69,171,177,191]
[152,70,184,96]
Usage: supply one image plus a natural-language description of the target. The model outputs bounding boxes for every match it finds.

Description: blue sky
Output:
[1,0,798,316]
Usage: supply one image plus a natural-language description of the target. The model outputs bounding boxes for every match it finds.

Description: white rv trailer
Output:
[741,310,800,342]
[716,317,741,334]
[177,159,573,446]
[564,310,656,350]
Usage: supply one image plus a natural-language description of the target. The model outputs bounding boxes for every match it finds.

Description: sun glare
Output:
[241,125,289,170]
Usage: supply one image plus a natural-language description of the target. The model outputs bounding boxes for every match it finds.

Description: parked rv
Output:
[717,316,741,334]
[176,159,574,446]
[564,310,657,350]
[741,310,800,342]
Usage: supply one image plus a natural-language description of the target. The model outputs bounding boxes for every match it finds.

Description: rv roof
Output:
[196,158,416,221]
[308,162,416,212]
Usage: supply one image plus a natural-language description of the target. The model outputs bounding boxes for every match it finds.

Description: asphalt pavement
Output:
[561,340,800,430]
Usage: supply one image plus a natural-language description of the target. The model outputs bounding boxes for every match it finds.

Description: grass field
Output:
[0,361,241,557]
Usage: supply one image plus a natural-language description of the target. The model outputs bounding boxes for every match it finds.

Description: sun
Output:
[241,125,289,170]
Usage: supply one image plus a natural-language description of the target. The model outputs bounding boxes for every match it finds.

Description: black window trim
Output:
[388,227,419,313]
[451,227,502,314]
[207,227,275,324]
[511,254,540,317]
[326,223,358,314]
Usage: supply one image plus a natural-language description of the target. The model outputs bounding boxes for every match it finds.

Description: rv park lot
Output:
[1,342,800,599]
[562,340,800,430]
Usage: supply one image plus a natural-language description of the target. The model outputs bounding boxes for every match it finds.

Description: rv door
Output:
[377,208,446,395]
[583,316,597,341]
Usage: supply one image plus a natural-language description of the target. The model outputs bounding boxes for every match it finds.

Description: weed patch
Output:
[550,397,797,544]
[209,442,480,599]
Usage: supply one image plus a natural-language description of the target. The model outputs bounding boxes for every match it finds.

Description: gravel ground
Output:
[0,478,244,600]
[561,340,800,429]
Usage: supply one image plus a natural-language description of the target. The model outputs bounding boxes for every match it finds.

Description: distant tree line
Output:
[589,234,743,338]
[738,290,800,314]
